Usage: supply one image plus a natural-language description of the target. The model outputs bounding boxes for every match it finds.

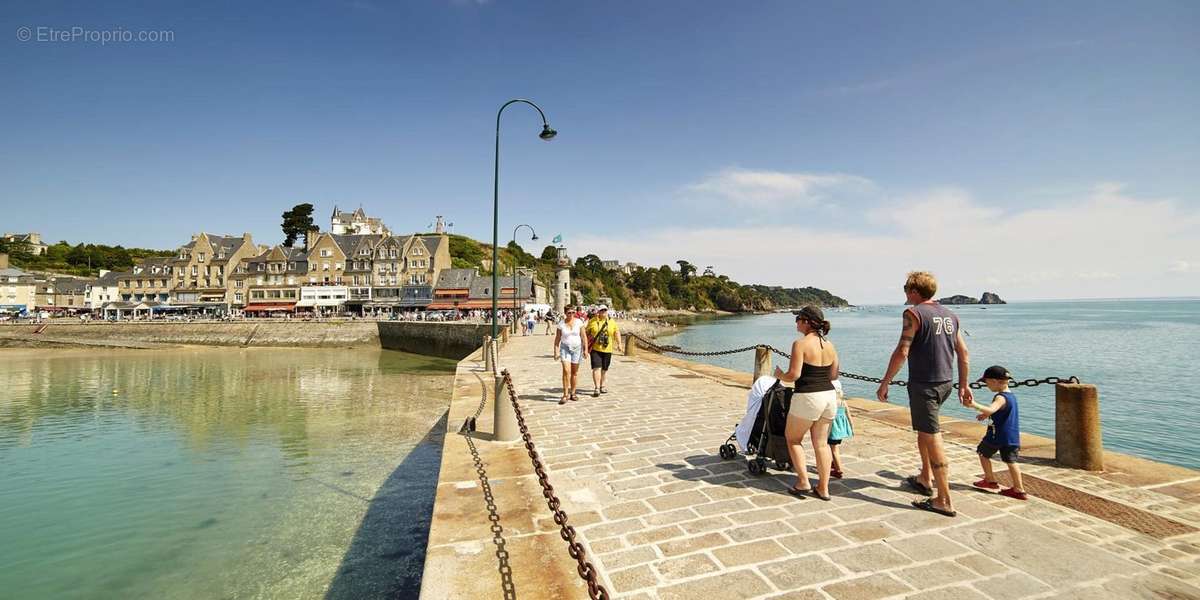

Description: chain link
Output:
[501,371,610,600]
[627,334,1080,390]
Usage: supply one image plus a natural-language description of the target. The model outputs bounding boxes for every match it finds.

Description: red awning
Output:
[243,302,296,312]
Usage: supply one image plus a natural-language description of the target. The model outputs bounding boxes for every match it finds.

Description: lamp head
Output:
[531,234,539,241]
[539,125,557,141]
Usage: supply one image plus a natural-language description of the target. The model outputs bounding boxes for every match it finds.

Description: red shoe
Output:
[830,469,843,479]
[973,479,1000,490]
[999,488,1028,500]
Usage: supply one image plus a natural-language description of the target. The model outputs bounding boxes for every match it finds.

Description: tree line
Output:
[0,238,175,277]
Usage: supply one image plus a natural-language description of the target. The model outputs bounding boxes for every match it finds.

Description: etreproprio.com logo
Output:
[17,26,175,45]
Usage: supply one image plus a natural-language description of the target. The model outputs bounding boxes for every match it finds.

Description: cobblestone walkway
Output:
[497,335,1200,600]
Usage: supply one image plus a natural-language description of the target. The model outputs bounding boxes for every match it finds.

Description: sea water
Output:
[0,347,456,599]
[658,298,1200,470]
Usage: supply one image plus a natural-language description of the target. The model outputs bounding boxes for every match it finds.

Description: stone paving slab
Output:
[423,334,1200,599]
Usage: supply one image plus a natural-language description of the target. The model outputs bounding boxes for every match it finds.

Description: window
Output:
[360,249,370,256]
[320,249,332,258]
[389,249,397,258]
[412,246,424,256]
[198,252,206,262]
[335,263,343,271]
[236,280,244,288]
[412,259,427,269]
[234,293,243,302]
[322,262,330,271]
[191,266,198,276]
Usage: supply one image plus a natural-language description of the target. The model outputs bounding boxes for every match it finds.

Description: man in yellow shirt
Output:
[586,305,621,397]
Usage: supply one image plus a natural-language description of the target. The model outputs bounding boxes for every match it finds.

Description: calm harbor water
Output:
[659,298,1200,470]
[0,347,457,600]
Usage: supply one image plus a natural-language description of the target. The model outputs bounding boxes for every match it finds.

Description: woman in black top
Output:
[774,306,840,500]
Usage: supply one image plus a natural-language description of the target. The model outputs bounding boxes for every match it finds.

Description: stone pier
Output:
[421,335,1200,599]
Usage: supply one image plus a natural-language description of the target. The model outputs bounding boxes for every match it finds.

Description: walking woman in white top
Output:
[553,308,589,404]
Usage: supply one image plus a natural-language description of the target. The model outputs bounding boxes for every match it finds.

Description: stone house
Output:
[330,206,390,235]
[118,257,175,303]
[169,233,259,305]
[86,270,125,309]
[0,254,36,313]
[2,232,48,255]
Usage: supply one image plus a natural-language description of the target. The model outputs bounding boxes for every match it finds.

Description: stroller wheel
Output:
[719,444,736,460]
[774,459,791,471]
[746,458,761,475]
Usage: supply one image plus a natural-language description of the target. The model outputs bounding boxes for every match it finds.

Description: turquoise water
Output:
[658,299,1200,470]
[0,347,456,600]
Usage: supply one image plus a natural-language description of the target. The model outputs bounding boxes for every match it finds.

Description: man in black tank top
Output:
[876,272,972,517]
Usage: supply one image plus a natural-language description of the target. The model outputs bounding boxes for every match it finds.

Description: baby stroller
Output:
[718,379,793,475]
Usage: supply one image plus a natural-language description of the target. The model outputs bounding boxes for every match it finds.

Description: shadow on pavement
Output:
[324,411,448,600]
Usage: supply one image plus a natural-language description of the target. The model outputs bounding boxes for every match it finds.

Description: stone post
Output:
[752,346,771,381]
[482,336,493,373]
[500,326,510,344]
[1055,383,1103,471]
[624,336,638,357]
[493,375,518,441]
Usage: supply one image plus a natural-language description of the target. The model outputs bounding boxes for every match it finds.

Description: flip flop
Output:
[999,488,1029,501]
[788,487,810,499]
[830,469,843,479]
[911,498,956,517]
[808,489,832,501]
[905,476,934,496]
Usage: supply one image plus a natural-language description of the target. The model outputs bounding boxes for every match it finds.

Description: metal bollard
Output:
[752,346,772,381]
[624,336,638,357]
[483,336,493,372]
[494,375,518,441]
[1055,383,1103,470]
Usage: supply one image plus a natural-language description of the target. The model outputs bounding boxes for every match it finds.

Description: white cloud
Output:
[575,182,1200,304]
[684,168,875,209]
[1168,260,1192,274]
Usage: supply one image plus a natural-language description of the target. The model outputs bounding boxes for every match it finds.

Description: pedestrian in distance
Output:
[877,271,972,517]
[553,307,587,404]
[970,365,1028,500]
[774,306,839,501]
[585,305,621,397]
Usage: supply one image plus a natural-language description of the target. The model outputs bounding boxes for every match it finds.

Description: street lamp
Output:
[492,99,555,340]
[511,224,538,318]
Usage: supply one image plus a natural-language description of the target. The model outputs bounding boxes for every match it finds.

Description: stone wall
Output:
[0,321,380,348]
[377,322,490,359]
[0,321,492,357]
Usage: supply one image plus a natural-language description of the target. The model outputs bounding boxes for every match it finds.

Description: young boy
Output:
[970,365,1028,500]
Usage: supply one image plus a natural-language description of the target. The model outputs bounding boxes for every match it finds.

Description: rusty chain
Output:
[501,370,610,600]
[462,431,517,599]
[627,334,1080,390]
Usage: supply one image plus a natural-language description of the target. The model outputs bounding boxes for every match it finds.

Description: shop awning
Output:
[244,302,296,312]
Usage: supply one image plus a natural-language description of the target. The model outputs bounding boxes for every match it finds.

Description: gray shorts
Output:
[908,381,952,434]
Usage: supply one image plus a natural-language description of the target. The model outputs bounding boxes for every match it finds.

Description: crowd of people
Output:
[729,271,1026,515]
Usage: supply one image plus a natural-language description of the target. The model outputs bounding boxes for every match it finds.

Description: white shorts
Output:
[789,390,838,422]
[560,343,583,364]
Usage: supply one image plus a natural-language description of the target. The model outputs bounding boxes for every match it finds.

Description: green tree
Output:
[540,245,559,261]
[676,260,695,282]
[281,203,316,247]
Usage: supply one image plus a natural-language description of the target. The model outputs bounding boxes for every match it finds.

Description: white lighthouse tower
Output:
[554,244,571,315]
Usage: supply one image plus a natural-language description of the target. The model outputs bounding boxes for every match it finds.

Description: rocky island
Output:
[938,291,1007,305]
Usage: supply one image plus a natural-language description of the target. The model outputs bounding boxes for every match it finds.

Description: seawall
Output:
[0,321,492,358]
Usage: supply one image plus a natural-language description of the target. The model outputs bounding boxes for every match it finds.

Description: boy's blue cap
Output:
[978,365,1012,382]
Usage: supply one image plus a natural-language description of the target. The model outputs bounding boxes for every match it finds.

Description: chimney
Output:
[242,232,253,244]
[435,216,445,234]
[305,228,320,252]
[0,253,8,270]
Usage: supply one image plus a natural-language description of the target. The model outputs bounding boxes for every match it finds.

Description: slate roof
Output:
[435,268,478,289]
[468,274,537,299]
[95,270,125,287]
[53,277,92,293]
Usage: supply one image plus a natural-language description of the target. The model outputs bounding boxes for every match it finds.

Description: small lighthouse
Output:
[554,244,571,315]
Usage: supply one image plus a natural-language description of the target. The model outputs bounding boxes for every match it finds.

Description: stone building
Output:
[86,270,124,309]
[330,206,390,235]
[2,232,48,256]
[0,254,36,314]
[169,233,260,306]
[118,257,175,303]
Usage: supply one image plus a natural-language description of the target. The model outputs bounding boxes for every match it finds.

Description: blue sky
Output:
[2,1,1197,302]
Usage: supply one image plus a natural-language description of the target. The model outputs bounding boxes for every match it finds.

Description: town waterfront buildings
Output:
[1,209,562,318]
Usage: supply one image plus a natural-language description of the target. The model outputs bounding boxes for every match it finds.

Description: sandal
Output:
[600,386,608,394]
[570,394,578,402]
[911,498,956,517]
[558,396,568,405]
[973,479,1000,490]
[999,488,1028,500]
[809,489,832,501]
[788,486,810,498]
[905,476,934,496]
[830,468,843,479]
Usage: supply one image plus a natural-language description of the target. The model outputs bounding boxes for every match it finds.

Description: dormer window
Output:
[413,247,424,256]
[198,252,205,262]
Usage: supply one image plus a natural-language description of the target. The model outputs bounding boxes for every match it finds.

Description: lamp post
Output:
[510,224,538,318]
[491,99,556,340]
